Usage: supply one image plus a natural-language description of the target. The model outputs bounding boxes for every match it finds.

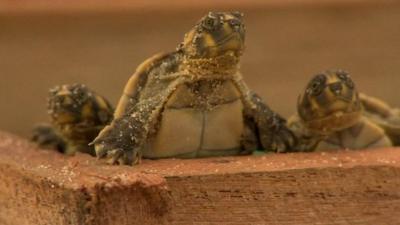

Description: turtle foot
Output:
[95,143,141,166]
[31,124,66,153]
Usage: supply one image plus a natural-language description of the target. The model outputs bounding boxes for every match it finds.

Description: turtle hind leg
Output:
[31,124,66,153]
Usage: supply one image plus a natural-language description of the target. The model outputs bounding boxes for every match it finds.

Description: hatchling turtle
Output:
[91,11,295,165]
[359,93,400,145]
[287,69,392,151]
[32,84,113,155]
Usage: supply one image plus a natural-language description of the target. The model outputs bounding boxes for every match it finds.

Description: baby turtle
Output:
[359,93,400,145]
[288,70,392,151]
[32,84,113,155]
[92,11,295,165]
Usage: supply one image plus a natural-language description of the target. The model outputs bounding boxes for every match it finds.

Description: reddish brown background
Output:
[1,0,400,136]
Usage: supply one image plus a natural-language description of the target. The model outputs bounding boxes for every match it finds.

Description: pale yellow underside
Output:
[315,117,392,151]
[143,80,244,158]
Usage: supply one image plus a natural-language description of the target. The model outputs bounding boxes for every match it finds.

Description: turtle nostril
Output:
[330,82,343,94]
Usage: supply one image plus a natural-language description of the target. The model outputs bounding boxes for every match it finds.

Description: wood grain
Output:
[0,131,399,224]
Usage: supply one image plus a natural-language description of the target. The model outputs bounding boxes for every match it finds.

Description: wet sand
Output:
[1,4,400,136]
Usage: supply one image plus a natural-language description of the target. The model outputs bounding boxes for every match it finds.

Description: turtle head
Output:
[48,84,95,125]
[297,70,362,134]
[179,11,245,58]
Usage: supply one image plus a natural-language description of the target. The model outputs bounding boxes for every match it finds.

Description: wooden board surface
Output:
[0,131,399,224]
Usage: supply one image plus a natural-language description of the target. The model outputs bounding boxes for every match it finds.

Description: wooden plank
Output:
[0,131,399,224]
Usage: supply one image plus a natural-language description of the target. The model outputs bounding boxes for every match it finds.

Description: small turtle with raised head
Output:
[92,11,295,165]
[288,69,392,151]
[32,84,113,155]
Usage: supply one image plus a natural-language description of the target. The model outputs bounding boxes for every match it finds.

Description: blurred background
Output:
[1,0,399,137]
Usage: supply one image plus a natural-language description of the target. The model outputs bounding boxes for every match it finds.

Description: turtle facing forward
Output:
[93,11,295,165]
[32,84,113,155]
[288,70,392,151]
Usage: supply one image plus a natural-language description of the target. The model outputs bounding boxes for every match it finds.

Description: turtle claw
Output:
[95,143,141,166]
[260,123,296,153]
[275,127,297,152]
[106,149,124,165]
[94,143,108,158]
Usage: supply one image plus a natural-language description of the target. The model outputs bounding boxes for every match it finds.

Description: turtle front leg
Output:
[232,74,296,152]
[249,93,296,152]
[31,124,66,153]
[93,96,166,165]
[93,116,147,166]
[95,144,142,165]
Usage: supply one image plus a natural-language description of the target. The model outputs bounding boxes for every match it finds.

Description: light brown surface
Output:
[0,131,399,224]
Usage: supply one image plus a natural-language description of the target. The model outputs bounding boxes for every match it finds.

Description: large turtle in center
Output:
[93,11,295,165]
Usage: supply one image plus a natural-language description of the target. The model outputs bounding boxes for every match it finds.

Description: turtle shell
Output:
[101,51,246,159]
[113,52,172,119]
[360,93,400,145]
[142,78,245,158]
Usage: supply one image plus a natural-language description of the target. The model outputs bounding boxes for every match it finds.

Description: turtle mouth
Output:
[48,101,83,125]
[208,32,244,54]
[305,110,362,134]
[302,96,362,134]
[326,98,356,111]
[215,31,244,45]
[50,112,80,125]
[333,95,353,103]
[318,99,361,121]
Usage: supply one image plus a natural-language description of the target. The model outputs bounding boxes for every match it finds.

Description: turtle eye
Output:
[311,82,323,96]
[345,77,354,89]
[336,71,354,89]
[71,84,88,103]
[308,74,326,96]
[202,15,218,30]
